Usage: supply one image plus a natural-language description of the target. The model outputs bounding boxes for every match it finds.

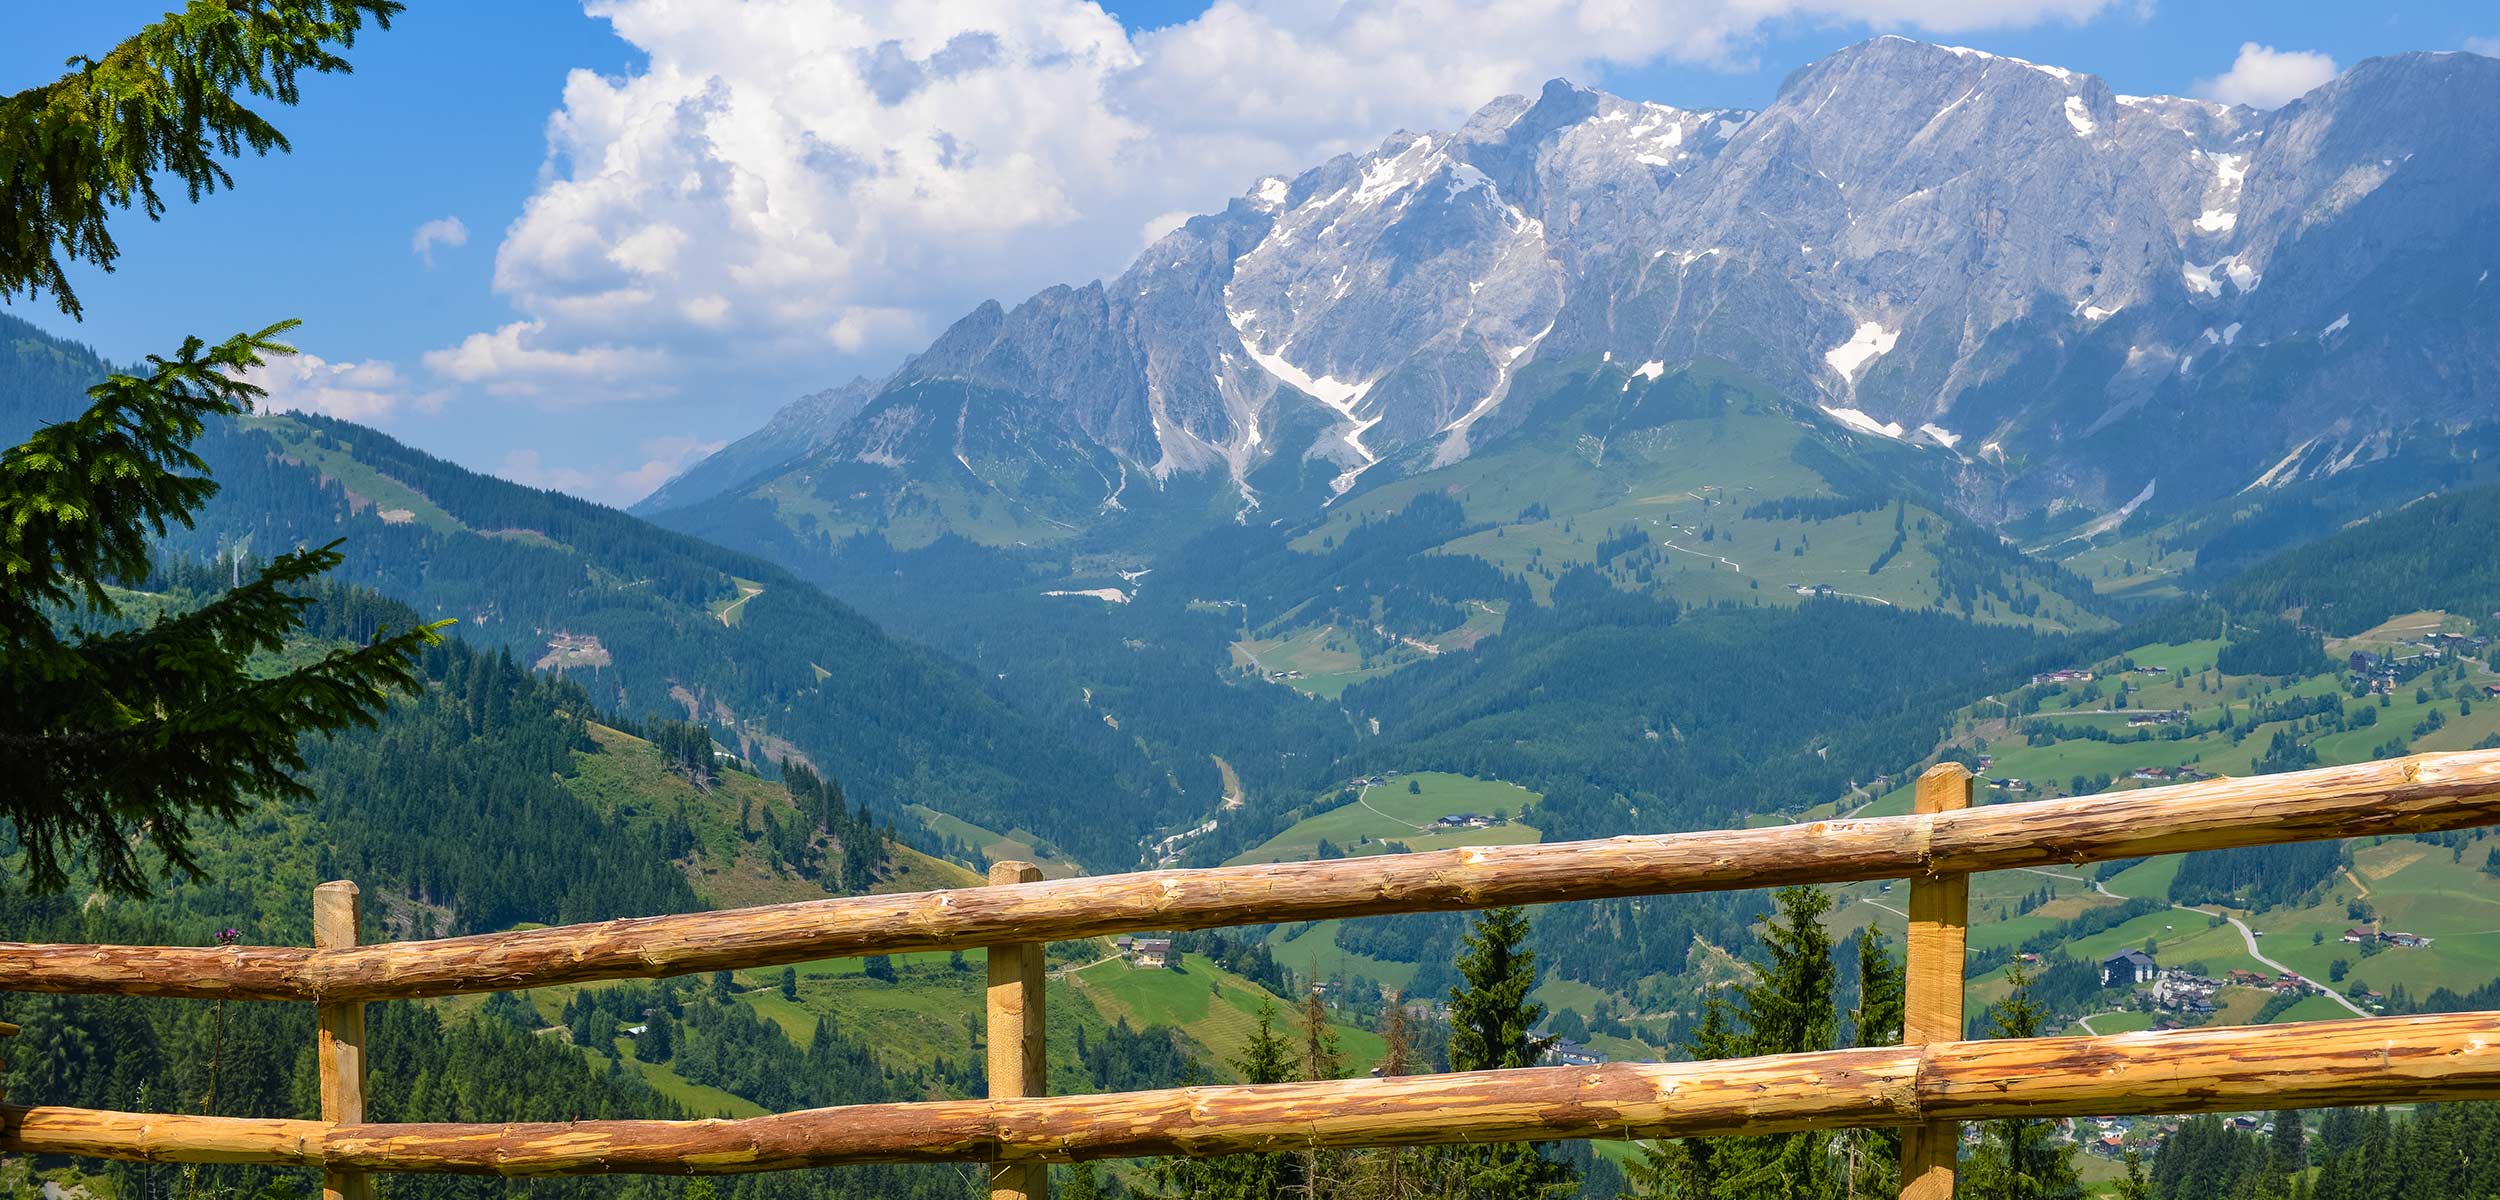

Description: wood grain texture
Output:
[10,751,2500,1002]
[984,862,1047,1200]
[1901,764,1972,1200]
[8,1013,2500,1174]
[314,881,373,1200]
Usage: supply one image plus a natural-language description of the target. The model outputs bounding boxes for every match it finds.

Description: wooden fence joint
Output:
[314,881,371,1200]
[1902,762,1973,1200]
[985,861,1048,1200]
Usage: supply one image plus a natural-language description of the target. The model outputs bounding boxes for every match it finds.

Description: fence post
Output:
[986,861,1048,1200]
[1900,763,1973,1199]
[314,881,372,1200]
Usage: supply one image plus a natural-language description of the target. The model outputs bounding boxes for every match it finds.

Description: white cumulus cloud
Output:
[411,216,469,266]
[422,320,670,398]
[2466,36,2500,58]
[438,0,2136,402]
[2195,42,2339,109]
[244,353,438,422]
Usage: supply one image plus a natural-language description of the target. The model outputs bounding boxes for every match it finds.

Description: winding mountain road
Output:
[2013,867,2368,1018]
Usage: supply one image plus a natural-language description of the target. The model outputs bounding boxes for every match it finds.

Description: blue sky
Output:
[7,2,2495,504]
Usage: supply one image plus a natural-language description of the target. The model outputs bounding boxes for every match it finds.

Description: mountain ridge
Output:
[644,38,2500,552]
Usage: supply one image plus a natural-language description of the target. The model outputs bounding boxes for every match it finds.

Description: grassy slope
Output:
[905,803,1084,879]
[1228,772,1543,865]
[1298,380,2105,634]
[1066,951,1388,1075]
[1218,369,2107,701]
[244,416,467,534]
[1813,610,2500,1032]
[1827,632,2500,824]
[566,722,980,908]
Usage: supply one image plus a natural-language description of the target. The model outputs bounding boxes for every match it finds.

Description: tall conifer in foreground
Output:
[1631,887,1840,1200]
[1839,928,1904,1198]
[1447,905,1578,1199]
[1,0,438,897]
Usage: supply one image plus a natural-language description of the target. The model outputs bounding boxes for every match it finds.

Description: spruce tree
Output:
[1301,988,1347,1082]
[1059,1160,1109,1200]
[1962,960,2082,1200]
[2112,1148,2152,1200]
[1714,886,1843,1200]
[1447,905,1577,1199]
[2270,1109,2307,1172]
[1840,928,1904,1198]
[1379,992,1417,1077]
[1630,995,1741,1198]
[3,0,444,898]
[1348,996,1423,1200]
[2,2,400,317]
[1143,1001,1303,1199]
[1299,988,1349,1198]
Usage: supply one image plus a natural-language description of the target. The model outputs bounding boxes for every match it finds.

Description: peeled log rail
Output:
[7,1012,2500,1174]
[10,750,2500,1002]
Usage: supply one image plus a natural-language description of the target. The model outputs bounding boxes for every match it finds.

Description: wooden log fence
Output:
[7,1011,2500,1174]
[9,749,2500,1198]
[8,751,2500,1004]
[983,861,1047,1200]
[1899,763,1973,1199]
[312,882,371,1200]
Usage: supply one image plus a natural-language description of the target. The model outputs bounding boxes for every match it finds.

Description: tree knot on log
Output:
[1873,1078,1922,1123]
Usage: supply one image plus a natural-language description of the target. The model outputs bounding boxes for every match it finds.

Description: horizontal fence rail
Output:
[6,1012,2500,1175]
[9,752,2500,1002]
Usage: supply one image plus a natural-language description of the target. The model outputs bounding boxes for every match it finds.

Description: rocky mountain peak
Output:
[646,40,2500,540]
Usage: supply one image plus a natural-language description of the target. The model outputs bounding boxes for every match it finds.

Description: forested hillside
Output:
[0,312,1185,870]
[2215,482,2500,636]
[0,570,1213,1200]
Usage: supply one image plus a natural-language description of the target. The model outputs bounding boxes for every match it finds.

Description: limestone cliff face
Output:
[647,41,2500,530]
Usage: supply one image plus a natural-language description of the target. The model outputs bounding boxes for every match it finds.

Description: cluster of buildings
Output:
[2127,764,2213,783]
[2108,951,2321,1010]
[2073,1115,2183,1158]
[2342,925,2430,949]
[1430,813,1501,831]
[2145,968,2220,1016]
[1541,1038,1607,1068]
[2348,630,2488,692]
[2031,668,2094,686]
[1111,935,1175,968]
[2221,969,2318,998]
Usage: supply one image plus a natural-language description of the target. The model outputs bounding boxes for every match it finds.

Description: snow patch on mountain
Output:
[1918,38,2081,85]
[2075,478,2155,539]
[2064,96,2097,138]
[1824,322,1900,381]
[1225,297,1379,477]
[1822,406,1905,438]
[2194,152,2250,233]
